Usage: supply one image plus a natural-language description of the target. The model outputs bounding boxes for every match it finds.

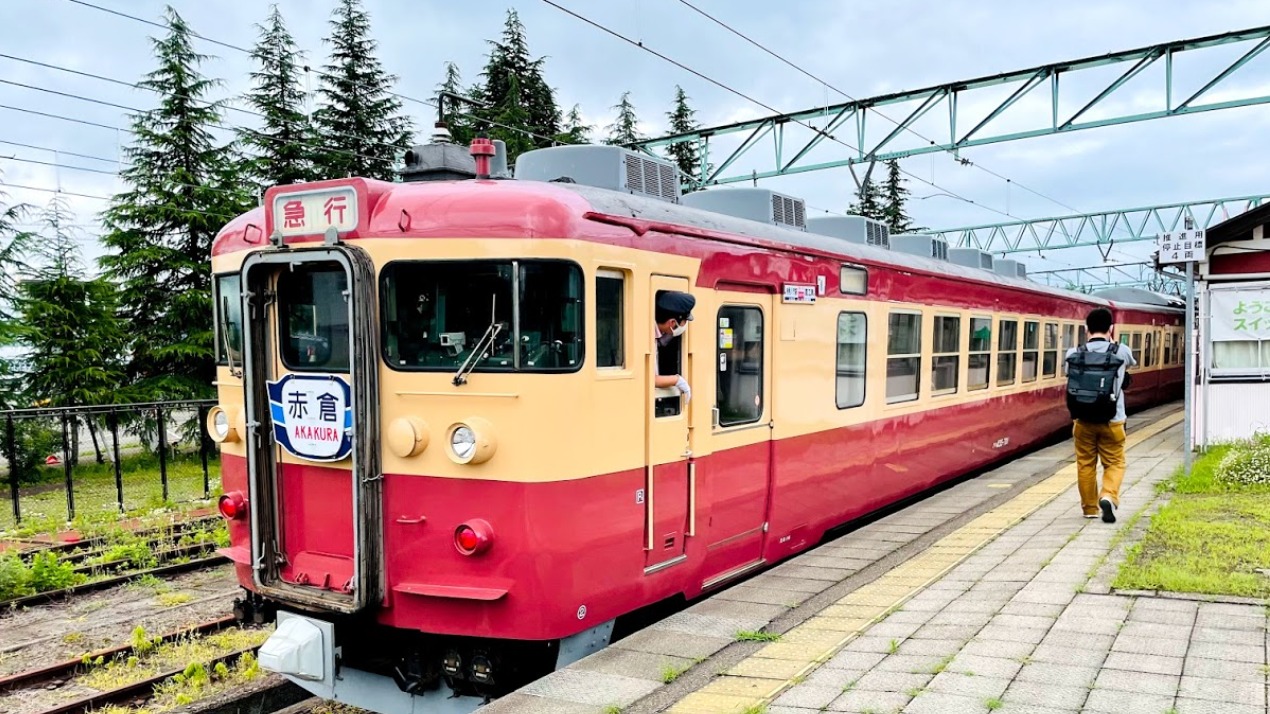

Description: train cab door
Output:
[239,246,382,614]
[700,294,774,590]
[644,276,694,573]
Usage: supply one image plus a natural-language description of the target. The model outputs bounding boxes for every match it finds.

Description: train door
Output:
[644,276,693,573]
[700,295,774,590]
[239,247,382,614]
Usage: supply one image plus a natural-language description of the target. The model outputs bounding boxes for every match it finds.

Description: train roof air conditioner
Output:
[804,215,890,248]
[947,248,994,270]
[514,145,681,203]
[994,258,1023,279]
[681,187,806,230]
[890,233,948,261]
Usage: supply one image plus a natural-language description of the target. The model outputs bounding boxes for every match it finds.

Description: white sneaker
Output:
[1099,497,1117,523]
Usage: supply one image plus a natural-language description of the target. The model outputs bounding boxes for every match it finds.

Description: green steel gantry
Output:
[632,25,1270,186]
[1028,262,1185,294]
[928,194,1270,253]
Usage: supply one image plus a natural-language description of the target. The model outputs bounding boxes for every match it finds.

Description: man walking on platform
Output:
[1064,307,1137,523]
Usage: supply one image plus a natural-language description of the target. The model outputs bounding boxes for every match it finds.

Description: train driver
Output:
[653,290,695,403]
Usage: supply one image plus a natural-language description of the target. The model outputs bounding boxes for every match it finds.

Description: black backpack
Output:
[1065,343,1126,423]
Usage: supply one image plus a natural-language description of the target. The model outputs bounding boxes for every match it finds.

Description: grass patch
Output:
[1114,439,1270,598]
[734,630,781,642]
[157,592,194,607]
[79,625,270,694]
[660,662,687,684]
[886,638,900,654]
[986,697,1003,710]
[0,450,222,534]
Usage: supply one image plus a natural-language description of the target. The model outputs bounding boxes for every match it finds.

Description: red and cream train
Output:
[207,139,1183,712]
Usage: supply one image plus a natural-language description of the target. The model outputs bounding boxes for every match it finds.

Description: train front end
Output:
[207,168,679,713]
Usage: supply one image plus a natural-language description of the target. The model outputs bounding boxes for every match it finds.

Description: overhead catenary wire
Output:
[56,0,565,149]
[538,0,1019,222]
[670,0,1088,217]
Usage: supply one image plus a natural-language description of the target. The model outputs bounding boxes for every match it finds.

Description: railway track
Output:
[0,616,273,714]
[13,515,222,564]
[0,554,228,611]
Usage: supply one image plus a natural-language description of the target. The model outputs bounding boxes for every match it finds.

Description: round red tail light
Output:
[453,519,493,556]
[218,492,246,520]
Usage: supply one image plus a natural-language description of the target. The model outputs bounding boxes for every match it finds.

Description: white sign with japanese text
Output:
[782,283,817,304]
[267,373,353,462]
[271,186,358,238]
[1211,288,1270,342]
[1155,228,1208,265]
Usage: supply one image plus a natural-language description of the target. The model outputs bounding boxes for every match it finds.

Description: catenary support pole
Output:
[1184,260,1194,475]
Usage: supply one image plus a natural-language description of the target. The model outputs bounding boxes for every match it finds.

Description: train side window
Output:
[839,265,867,295]
[968,316,992,391]
[1043,322,1059,378]
[997,319,1018,386]
[1144,332,1154,368]
[1079,325,1087,345]
[1062,324,1076,353]
[596,271,624,368]
[1130,332,1142,370]
[1022,321,1039,383]
[836,312,867,409]
[886,312,922,403]
[717,306,763,427]
[1163,330,1172,365]
[932,315,959,396]
[214,273,243,366]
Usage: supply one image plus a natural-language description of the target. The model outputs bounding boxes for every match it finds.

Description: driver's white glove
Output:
[675,376,692,403]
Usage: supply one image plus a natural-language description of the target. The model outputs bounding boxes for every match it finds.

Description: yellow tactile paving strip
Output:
[668,411,1183,714]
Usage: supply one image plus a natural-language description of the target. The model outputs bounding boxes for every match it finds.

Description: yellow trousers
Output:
[1073,420,1127,515]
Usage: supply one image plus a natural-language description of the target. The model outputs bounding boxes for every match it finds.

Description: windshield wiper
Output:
[453,295,503,386]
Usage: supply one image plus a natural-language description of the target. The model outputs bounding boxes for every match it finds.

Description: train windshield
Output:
[381,260,583,372]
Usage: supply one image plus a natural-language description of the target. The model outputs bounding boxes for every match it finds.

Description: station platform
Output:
[477,403,1269,714]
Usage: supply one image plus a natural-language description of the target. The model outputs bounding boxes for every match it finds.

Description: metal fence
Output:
[1,400,219,527]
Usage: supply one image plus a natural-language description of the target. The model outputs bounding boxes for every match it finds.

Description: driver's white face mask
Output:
[670,321,688,338]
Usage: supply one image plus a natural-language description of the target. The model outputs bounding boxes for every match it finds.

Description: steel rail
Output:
[0,555,229,611]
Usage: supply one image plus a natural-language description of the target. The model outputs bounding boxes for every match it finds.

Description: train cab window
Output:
[997,319,1018,386]
[1144,332,1154,368]
[1043,322,1059,378]
[836,312,867,409]
[596,271,624,368]
[886,312,922,404]
[278,263,350,372]
[968,317,992,391]
[932,315,959,395]
[380,260,583,372]
[716,306,764,426]
[214,273,243,367]
[1022,321,1040,383]
[839,265,868,295]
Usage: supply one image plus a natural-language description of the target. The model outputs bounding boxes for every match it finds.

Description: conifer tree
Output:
[436,61,476,145]
[554,105,591,145]
[492,75,536,160]
[98,6,255,399]
[0,177,40,323]
[243,4,315,187]
[313,0,413,180]
[665,85,704,185]
[881,159,916,233]
[849,174,886,221]
[476,9,561,160]
[604,92,643,147]
[13,196,126,410]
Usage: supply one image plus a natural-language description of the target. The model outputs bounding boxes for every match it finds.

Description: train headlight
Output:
[206,406,239,443]
[451,426,476,460]
[445,419,496,465]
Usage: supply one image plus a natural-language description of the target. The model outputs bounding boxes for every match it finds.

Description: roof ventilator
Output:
[948,247,994,270]
[681,187,808,230]
[890,233,949,260]
[513,145,681,203]
[804,215,890,248]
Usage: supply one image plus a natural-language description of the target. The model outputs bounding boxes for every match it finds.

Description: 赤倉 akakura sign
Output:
[268,373,353,462]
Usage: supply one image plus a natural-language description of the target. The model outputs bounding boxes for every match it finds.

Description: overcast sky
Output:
[2,0,1270,282]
